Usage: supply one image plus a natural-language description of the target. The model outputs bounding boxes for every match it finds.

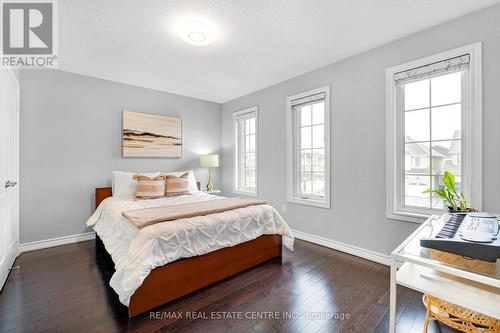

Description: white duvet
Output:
[86,192,294,306]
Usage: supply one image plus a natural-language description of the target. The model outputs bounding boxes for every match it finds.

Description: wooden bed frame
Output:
[95,186,282,317]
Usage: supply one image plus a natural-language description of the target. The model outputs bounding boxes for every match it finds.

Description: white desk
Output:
[389,215,500,333]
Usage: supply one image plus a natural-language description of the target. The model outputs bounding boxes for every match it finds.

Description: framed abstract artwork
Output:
[122,109,182,158]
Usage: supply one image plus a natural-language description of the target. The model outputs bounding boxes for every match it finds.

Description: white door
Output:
[0,68,20,290]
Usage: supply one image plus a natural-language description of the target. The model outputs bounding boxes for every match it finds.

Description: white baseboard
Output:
[17,229,390,266]
[291,229,392,266]
[20,232,96,253]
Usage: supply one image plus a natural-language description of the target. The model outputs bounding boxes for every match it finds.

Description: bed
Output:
[89,185,294,317]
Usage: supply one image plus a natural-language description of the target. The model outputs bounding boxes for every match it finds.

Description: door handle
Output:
[5,181,17,188]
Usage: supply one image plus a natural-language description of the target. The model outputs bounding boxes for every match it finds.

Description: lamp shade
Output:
[200,154,219,168]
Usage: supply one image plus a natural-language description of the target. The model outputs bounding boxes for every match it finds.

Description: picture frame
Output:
[122,109,182,158]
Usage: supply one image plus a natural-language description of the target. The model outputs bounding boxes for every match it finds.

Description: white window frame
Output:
[286,86,331,208]
[386,42,482,223]
[233,106,258,196]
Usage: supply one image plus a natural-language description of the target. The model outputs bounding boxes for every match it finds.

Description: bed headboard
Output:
[95,182,201,209]
[95,187,113,209]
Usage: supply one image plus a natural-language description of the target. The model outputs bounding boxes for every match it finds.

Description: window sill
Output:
[287,196,330,209]
[233,189,257,197]
[386,209,438,224]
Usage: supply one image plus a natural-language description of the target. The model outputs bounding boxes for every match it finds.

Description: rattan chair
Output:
[423,294,500,332]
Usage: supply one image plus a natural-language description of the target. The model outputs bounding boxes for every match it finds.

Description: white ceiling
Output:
[59,0,499,103]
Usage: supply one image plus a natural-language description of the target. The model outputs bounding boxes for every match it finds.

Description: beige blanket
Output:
[122,198,268,228]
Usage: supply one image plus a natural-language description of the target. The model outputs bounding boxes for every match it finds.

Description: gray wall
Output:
[221,5,500,255]
[20,70,221,243]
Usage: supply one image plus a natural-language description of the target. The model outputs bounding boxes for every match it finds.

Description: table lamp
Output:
[200,154,219,191]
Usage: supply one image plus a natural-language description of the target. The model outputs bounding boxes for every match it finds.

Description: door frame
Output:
[0,67,20,291]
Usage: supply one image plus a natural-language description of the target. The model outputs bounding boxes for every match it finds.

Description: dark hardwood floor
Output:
[0,239,459,333]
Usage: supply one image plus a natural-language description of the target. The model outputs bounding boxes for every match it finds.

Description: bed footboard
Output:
[94,186,282,318]
[128,234,282,317]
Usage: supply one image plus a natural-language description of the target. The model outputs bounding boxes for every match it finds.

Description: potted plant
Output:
[422,170,475,213]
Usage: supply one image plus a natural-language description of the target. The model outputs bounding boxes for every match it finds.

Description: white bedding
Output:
[86,191,294,306]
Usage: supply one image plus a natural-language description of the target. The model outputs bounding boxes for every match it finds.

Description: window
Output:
[414,157,421,168]
[286,86,330,208]
[234,106,257,195]
[386,43,482,223]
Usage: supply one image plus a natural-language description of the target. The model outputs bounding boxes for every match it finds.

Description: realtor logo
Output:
[1,0,58,68]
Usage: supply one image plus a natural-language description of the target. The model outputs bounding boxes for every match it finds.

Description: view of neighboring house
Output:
[404,130,461,208]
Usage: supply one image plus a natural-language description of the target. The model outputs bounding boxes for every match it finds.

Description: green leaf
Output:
[422,188,434,194]
[446,188,458,210]
[436,189,447,199]
[459,192,467,211]
[442,171,455,192]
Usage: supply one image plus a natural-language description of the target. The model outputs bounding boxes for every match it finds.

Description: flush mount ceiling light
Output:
[179,20,215,46]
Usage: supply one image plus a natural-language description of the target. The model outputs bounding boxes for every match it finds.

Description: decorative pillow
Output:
[163,169,198,192]
[165,172,190,197]
[112,171,162,197]
[133,174,165,199]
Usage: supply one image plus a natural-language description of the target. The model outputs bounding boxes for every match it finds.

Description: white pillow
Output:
[163,169,198,192]
[111,171,162,197]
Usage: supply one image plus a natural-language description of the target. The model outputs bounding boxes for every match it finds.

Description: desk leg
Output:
[389,262,397,333]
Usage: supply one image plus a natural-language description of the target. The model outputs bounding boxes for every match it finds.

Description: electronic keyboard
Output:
[420,213,500,262]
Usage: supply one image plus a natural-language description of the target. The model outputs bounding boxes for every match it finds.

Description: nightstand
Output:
[206,190,221,194]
